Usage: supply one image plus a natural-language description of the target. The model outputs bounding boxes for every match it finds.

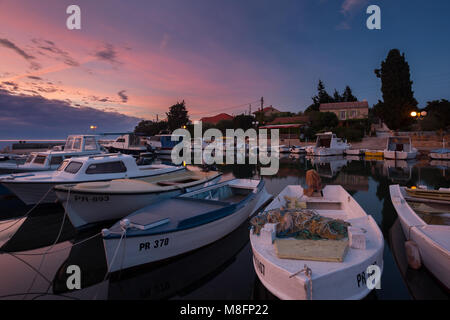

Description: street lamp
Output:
[410,110,427,132]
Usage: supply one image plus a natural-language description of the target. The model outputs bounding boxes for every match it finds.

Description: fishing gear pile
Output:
[251,208,351,240]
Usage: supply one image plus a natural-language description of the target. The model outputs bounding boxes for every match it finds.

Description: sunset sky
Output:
[1,0,449,138]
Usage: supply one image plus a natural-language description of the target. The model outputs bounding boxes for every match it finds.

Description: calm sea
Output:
[0,155,448,300]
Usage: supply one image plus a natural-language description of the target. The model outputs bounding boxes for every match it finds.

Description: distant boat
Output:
[54,168,222,228]
[309,132,350,156]
[147,134,183,157]
[364,150,384,158]
[0,135,106,174]
[345,149,366,156]
[104,134,148,156]
[430,139,449,160]
[389,185,450,290]
[250,184,384,300]
[101,179,272,273]
[0,154,183,205]
[289,146,306,154]
[384,136,417,160]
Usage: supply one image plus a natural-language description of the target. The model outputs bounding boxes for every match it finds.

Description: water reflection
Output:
[0,156,448,299]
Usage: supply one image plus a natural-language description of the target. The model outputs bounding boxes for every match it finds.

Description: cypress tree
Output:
[374,49,418,130]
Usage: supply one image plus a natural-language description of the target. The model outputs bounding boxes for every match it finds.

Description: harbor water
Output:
[0,155,448,300]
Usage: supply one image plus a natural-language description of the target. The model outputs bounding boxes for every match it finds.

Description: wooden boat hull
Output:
[384,150,417,160]
[430,152,450,160]
[311,148,347,157]
[1,166,184,205]
[250,185,384,300]
[56,175,222,228]
[103,181,272,273]
[365,150,384,158]
[405,188,450,203]
[390,185,450,290]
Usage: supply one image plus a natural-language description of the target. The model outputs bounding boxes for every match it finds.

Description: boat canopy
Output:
[64,135,100,152]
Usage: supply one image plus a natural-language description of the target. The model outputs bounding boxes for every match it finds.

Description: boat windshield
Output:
[33,155,47,165]
[57,159,70,171]
[64,161,83,174]
[84,136,98,151]
[316,135,332,148]
[72,137,82,150]
[64,137,74,150]
[25,154,35,163]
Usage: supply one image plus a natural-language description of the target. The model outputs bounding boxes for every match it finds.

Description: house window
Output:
[351,110,357,118]
[339,111,346,120]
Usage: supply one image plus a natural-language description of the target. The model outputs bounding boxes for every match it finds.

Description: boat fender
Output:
[404,240,421,270]
[101,228,110,237]
[259,223,278,244]
[120,219,131,230]
[349,227,366,249]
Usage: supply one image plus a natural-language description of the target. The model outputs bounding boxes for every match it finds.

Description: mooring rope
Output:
[0,186,54,233]
[93,227,127,300]
[22,187,72,300]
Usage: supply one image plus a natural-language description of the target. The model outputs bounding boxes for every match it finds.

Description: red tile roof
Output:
[320,101,368,111]
[200,113,234,124]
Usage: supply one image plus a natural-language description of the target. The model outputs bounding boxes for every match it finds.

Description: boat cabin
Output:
[315,132,346,148]
[386,136,413,152]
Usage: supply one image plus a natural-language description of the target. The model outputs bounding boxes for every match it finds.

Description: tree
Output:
[374,49,418,130]
[342,86,357,102]
[232,114,254,131]
[306,80,334,113]
[166,100,190,132]
[421,99,450,131]
[134,120,168,136]
[333,89,343,102]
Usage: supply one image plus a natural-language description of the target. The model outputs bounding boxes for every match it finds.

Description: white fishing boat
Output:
[147,134,183,156]
[279,145,290,153]
[54,168,222,228]
[0,135,105,174]
[102,179,272,273]
[289,146,306,154]
[389,185,450,289]
[0,154,184,205]
[345,149,365,156]
[430,149,450,161]
[104,134,148,156]
[309,132,350,156]
[250,184,384,300]
[384,136,417,160]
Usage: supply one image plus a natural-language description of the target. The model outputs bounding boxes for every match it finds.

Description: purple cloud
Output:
[0,89,141,138]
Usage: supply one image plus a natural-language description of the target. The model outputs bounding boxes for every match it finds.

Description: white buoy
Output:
[405,240,421,269]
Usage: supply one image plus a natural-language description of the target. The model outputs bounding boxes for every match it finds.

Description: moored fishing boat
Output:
[365,150,384,158]
[309,132,350,156]
[345,149,365,156]
[104,133,148,156]
[384,136,417,160]
[429,139,449,160]
[54,168,222,228]
[101,179,272,273]
[0,154,184,205]
[389,185,450,289]
[250,177,384,300]
[289,146,306,154]
[0,135,106,174]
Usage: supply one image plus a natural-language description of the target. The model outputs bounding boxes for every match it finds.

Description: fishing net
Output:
[251,208,350,240]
